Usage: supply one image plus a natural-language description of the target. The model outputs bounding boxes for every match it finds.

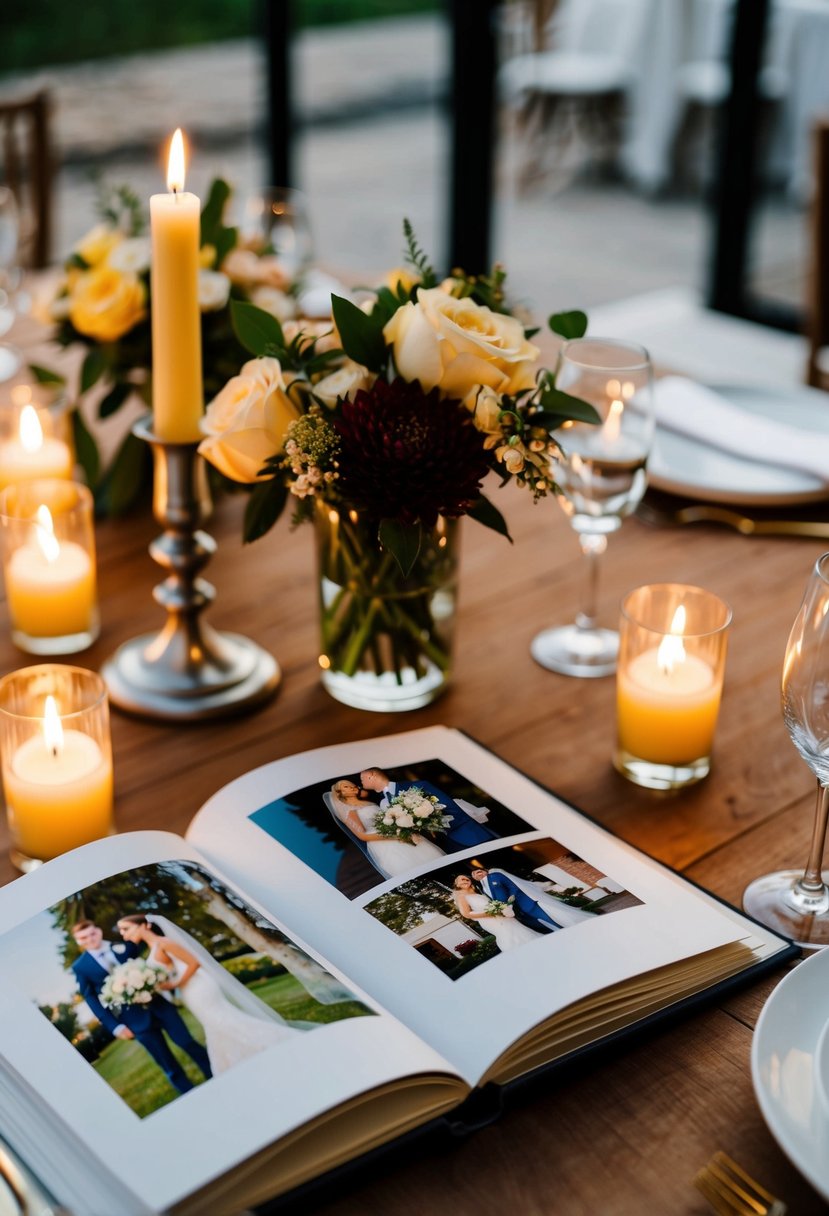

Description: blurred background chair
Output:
[0,89,53,268]
[807,118,829,391]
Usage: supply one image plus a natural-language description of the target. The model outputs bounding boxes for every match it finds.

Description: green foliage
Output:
[548,310,588,340]
[331,294,387,372]
[80,347,108,395]
[403,217,437,288]
[71,408,100,489]
[200,178,236,267]
[40,1001,79,1042]
[467,495,512,542]
[243,477,289,544]
[378,518,422,576]
[94,430,151,517]
[28,364,66,387]
[95,181,145,236]
[231,298,286,357]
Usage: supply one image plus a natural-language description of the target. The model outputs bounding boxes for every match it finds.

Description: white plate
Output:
[648,384,829,506]
[752,950,829,1201]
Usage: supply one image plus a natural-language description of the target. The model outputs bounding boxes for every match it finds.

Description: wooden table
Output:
[2,311,827,1213]
[1,470,827,1213]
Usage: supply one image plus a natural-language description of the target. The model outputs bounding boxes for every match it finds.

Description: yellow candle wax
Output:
[4,729,113,860]
[150,129,203,442]
[0,405,73,491]
[617,648,722,764]
[6,536,96,637]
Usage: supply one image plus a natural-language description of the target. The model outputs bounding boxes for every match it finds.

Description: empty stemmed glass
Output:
[0,186,22,382]
[531,338,654,677]
[743,553,829,948]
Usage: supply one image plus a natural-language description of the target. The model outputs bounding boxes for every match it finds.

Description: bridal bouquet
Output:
[38,179,308,514]
[484,899,516,919]
[100,958,164,1010]
[198,222,597,710]
[374,786,453,843]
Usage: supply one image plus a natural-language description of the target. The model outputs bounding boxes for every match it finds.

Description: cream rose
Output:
[75,223,122,267]
[198,356,301,483]
[383,286,539,399]
[68,266,146,342]
[198,270,231,312]
[464,384,505,437]
[249,285,297,322]
[222,248,291,290]
[313,361,376,409]
[108,237,151,275]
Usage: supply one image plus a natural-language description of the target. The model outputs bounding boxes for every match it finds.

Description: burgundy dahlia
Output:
[334,378,490,527]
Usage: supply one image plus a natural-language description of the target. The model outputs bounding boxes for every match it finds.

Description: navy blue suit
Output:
[390,780,498,852]
[480,871,560,932]
[72,941,212,1093]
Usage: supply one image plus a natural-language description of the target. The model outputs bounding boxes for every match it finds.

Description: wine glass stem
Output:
[575,532,607,631]
[799,779,829,895]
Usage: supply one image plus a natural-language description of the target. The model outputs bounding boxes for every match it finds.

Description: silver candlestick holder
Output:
[101,416,280,720]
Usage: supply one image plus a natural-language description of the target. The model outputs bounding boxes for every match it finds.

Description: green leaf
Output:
[535,386,600,425]
[548,310,588,340]
[231,299,285,357]
[71,408,100,488]
[98,381,132,419]
[331,295,387,372]
[66,252,90,271]
[214,225,237,268]
[28,363,66,386]
[80,348,108,395]
[95,431,151,516]
[243,478,288,543]
[467,495,513,542]
[200,178,232,248]
[378,518,422,576]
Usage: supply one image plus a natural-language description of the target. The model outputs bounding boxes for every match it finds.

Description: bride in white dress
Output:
[329,779,445,879]
[452,875,540,951]
[116,914,300,1075]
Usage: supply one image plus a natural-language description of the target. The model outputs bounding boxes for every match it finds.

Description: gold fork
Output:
[693,1151,787,1216]
[636,499,829,538]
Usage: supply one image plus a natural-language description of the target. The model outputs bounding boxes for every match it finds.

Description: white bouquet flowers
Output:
[374,785,453,843]
[100,958,164,1010]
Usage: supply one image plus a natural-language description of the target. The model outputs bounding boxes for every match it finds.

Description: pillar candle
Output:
[0,405,73,491]
[617,647,722,764]
[5,508,96,638]
[150,128,203,442]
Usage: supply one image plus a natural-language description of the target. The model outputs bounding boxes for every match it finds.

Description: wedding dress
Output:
[147,931,299,1075]
[487,869,598,928]
[333,797,445,879]
[454,891,539,951]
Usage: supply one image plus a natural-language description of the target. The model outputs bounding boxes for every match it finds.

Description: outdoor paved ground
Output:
[1,13,805,320]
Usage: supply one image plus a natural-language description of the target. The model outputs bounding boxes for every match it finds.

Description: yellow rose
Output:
[313,361,376,409]
[383,286,539,399]
[198,356,301,483]
[74,223,123,267]
[385,267,419,294]
[68,266,146,342]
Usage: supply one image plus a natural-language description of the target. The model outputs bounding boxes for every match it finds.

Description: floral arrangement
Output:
[99,958,164,1010]
[37,180,308,513]
[373,786,453,843]
[483,899,516,919]
[196,224,596,699]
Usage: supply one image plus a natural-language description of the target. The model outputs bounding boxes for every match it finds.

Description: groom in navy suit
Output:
[360,767,498,853]
[471,866,561,933]
[71,920,212,1094]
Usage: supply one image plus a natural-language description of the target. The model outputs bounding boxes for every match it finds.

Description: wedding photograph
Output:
[249,758,534,899]
[0,861,372,1118]
[363,838,644,980]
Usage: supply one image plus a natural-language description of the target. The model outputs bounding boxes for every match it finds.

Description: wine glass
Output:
[239,186,314,279]
[531,338,654,677]
[743,553,829,948]
[0,186,22,382]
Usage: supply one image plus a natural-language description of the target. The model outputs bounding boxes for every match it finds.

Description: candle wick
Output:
[51,745,58,758]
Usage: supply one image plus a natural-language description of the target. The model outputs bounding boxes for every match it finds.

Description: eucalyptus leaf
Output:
[71,408,100,489]
[331,295,387,372]
[243,478,288,544]
[378,518,422,576]
[468,495,513,542]
[231,300,285,357]
[28,363,66,387]
[548,310,588,340]
[80,348,108,395]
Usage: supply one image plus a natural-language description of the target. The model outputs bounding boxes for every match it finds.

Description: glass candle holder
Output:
[0,665,114,872]
[0,479,99,654]
[614,583,732,789]
[0,381,75,491]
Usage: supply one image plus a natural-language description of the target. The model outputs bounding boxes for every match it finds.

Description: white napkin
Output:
[654,376,829,484]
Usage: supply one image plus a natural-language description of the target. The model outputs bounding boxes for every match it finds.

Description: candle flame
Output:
[19,405,43,453]
[657,604,687,674]
[167,128,186,193]
[601,399,624,444]
[42,695,63,758]
[33,504,60,563]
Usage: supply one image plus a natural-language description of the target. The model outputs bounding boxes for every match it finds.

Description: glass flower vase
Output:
[315,506,458,712]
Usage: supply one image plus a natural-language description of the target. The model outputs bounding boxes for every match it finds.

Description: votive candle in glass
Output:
[0,382,74,491]
[615,583,731,789]
[0,665,114,871]
[0,480,99,654]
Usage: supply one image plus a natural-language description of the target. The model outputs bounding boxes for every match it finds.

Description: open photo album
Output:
[0,726,796,1216]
